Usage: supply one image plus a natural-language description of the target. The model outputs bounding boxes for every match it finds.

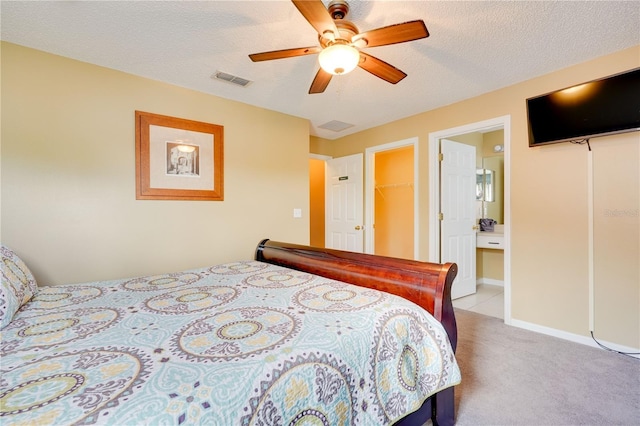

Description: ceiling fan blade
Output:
[353,20,429,48]
[292,0,339,38]
[249,46,322,62]
[309,68,332,94]
[358,52,407,84]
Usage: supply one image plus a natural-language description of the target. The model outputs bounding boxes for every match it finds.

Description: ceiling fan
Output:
[248,0,429,94]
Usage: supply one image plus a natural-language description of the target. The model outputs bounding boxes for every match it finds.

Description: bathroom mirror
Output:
[476,169,494,202]
[481,156,504,223]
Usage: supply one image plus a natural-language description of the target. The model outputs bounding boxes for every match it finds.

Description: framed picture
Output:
[135,111,223,201]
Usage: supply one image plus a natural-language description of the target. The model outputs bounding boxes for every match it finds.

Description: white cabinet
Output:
[477,232,504,250]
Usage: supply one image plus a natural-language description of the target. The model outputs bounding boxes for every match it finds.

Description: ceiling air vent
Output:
[318,120,354,132]
[212,71,252,87]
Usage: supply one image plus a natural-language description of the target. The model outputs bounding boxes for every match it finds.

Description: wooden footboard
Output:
[255,239,458,426]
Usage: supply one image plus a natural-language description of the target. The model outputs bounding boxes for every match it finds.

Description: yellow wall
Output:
[374,146,414,258]
[309,158,325,247]
[592,136,639,346]
[311,46,640,348]
[479,130,505,282]
[481,131,504,224]
[1,42,310,285]
[476,248,504,281]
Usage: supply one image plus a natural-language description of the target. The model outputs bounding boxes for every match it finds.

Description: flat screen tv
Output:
[527,68,640,147]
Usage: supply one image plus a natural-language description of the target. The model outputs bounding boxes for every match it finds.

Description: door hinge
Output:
[438,152,444,162]
[438,212,444,221]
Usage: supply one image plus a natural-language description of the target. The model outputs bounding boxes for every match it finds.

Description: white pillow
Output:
[1,245,38,329]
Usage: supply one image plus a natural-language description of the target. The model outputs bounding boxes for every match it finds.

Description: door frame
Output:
[428,115,512,324]
[365,137,419,258]
[309,154,332,247]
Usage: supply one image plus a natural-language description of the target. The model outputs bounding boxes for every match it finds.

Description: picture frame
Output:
[135,111,223,201]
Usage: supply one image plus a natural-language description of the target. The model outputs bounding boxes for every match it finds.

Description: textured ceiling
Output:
[2,1,639,139]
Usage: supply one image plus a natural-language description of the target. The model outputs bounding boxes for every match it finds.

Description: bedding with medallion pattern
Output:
[0,260,461,425]
[1,245,39,329]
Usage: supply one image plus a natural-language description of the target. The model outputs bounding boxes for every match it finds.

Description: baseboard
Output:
[510,318,640,359]
[476,278,504,287]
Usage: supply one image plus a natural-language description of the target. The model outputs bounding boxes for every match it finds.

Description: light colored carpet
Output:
[451,309,640,425]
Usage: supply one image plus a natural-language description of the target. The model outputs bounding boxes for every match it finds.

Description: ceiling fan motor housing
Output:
[328,0,349,20]
[319,1,359,48]
[319,20,358,48]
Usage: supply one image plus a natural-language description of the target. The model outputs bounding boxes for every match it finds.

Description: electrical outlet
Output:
[293,208,302,218]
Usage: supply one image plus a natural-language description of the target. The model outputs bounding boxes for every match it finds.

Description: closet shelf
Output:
[375,182,413,200]
[375,182,413,190]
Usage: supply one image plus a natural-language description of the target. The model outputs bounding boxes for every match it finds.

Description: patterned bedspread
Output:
[1,261,461,425]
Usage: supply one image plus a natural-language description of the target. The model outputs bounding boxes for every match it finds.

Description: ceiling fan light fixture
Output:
[318,43,359,75]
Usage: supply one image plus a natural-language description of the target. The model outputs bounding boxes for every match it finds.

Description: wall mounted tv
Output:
[527,68,640,147]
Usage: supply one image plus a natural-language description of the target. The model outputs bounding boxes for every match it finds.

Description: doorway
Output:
[365,137,419,259]
[309,155,329,248]
[429,116,511,324]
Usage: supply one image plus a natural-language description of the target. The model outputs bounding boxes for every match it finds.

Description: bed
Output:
[1,239,461,425]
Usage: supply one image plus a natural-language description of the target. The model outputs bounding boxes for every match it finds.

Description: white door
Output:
[440,139,477,299]
[326,154,364,252]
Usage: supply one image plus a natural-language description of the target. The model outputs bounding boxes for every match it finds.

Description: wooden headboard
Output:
[255,239,458,351]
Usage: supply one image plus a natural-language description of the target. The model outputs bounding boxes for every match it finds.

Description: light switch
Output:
[293,208,302,218]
